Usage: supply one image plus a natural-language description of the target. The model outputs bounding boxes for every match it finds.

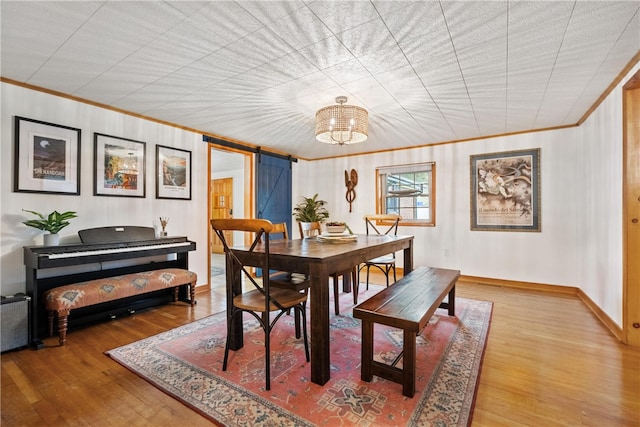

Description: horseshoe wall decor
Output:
[345,169,358,212]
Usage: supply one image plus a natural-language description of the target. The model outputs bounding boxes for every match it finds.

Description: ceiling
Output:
[2,1,639,160]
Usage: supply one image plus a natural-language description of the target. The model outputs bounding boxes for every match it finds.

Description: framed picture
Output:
[94,133,146,198]
[156,145,192,200]
[470,148,540,232]
[13,116,81,195]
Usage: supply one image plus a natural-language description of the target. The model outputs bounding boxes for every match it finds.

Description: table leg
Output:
[403,242,413,273]
[309,265,330,385]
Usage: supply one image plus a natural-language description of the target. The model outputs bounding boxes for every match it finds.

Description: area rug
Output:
[107,290,492,427]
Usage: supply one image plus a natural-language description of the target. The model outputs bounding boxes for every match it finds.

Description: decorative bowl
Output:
[326,224,346,234]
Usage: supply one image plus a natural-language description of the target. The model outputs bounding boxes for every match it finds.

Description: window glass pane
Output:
[377,162,434,225]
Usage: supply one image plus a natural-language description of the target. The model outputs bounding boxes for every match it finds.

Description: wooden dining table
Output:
[225,233,414,386]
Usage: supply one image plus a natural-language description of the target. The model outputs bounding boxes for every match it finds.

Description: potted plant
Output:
[22,209,78,246]
[293,194,329,237]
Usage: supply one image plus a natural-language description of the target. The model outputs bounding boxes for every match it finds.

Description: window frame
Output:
[376,162,436,227]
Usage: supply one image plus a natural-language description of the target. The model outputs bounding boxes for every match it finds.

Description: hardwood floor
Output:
[2,273,638,426]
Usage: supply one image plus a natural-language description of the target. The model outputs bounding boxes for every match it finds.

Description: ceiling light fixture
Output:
[315,96,368,145]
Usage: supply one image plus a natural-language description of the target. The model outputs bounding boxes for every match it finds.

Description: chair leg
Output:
[294,310,302,339]
[222,311,235,371]
[366,265,371,290]
[352,268,359,304]
[297,302,310,362]
[333,274,340,315]
[263,311,271,391]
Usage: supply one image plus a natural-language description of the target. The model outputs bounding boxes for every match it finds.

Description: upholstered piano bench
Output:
[44,268,197,345]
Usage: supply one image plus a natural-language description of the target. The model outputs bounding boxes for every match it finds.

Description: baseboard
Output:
[576,288,624,342]
[457,274,578,294]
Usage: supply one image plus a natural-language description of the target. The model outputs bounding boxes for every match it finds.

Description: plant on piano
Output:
[21,209,78,234]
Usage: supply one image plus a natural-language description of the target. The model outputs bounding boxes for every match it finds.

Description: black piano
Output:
[24,226,196,348]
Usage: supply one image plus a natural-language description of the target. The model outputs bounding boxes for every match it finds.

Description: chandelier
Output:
[315,96,368,145]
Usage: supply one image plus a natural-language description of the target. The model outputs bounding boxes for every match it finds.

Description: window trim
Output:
[376,162,436,227]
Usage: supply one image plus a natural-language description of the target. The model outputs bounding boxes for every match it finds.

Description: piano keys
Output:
[24,226,196,348]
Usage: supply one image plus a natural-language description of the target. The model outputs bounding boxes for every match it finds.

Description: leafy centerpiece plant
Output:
[293,194,330,223]
[293,194,329,237]
[22,209,78,246]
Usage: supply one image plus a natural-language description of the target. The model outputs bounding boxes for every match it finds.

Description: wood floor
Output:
[2,273,639,427]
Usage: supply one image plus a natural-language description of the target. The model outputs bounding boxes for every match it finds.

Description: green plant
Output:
[22,209,78,234]
[292,194,330,223]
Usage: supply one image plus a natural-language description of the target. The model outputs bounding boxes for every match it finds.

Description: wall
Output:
[1,83,209,295]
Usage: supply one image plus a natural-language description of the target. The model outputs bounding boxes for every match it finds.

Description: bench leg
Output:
[173,286,179,302]
[402,329,417,398]
[56,310,70,346]
[189,283,196,306]
[47,311,55,337]
[361,320,374,382]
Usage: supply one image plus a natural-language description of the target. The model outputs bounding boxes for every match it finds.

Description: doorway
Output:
[209,146,252,286]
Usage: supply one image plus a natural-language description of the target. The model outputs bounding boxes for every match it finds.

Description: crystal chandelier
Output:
[315,96,368,145]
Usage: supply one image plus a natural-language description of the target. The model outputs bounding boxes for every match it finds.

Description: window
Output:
[377,162,435,226]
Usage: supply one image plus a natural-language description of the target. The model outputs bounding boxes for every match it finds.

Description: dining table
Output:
[224,233,414,386]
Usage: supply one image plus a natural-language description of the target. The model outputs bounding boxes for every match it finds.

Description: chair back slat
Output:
[364,214,401,236]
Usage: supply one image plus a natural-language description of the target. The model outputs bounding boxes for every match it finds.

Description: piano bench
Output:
[44,268,197,345]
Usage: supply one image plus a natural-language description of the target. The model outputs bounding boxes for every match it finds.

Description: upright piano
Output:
[23,226,196,348]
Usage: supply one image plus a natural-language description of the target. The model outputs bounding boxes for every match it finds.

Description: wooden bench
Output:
[44,268,197,345]
[352,266,460,397]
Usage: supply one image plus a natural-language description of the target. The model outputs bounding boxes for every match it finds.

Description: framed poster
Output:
[156,145,191,200]
[470,148,540,232]
[94,133,146,198]
[13,116,81,195]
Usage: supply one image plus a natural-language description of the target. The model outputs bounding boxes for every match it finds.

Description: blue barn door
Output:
[256,153,292,236]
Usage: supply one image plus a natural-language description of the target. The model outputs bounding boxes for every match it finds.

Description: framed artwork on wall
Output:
[155,145,192,200]
[470,148,541,232]
[13,116,81,195]
[93,133,146,198]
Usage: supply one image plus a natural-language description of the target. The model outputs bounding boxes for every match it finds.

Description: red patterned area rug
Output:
[107,290,492,427]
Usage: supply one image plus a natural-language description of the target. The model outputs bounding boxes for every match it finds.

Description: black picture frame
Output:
[93,133,146,198]
[156,145,192,200]
[14,116,81,195]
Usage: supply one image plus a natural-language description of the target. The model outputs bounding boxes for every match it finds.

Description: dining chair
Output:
[267,222,309,337]
[359,214,402,290]
[297,221,358,315]
[210,218,310,391]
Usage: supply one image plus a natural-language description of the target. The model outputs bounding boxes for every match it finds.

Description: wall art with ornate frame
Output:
[14,116,81,195]
[156,144,191,200]
[470,148,540,232]
[93,133,146,198]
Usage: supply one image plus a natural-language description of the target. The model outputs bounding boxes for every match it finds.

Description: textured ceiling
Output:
[2,1,639,160]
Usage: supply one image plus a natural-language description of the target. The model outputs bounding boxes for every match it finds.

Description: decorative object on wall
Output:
[315,96,368,145]
[13,116,81,195]
[94,133,146,198]
[345,169,358,212]
[21,209,78,246]
[156,145,192,200]
[470,148,541,231]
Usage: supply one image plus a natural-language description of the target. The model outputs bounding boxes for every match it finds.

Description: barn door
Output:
[256,153,292,236]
